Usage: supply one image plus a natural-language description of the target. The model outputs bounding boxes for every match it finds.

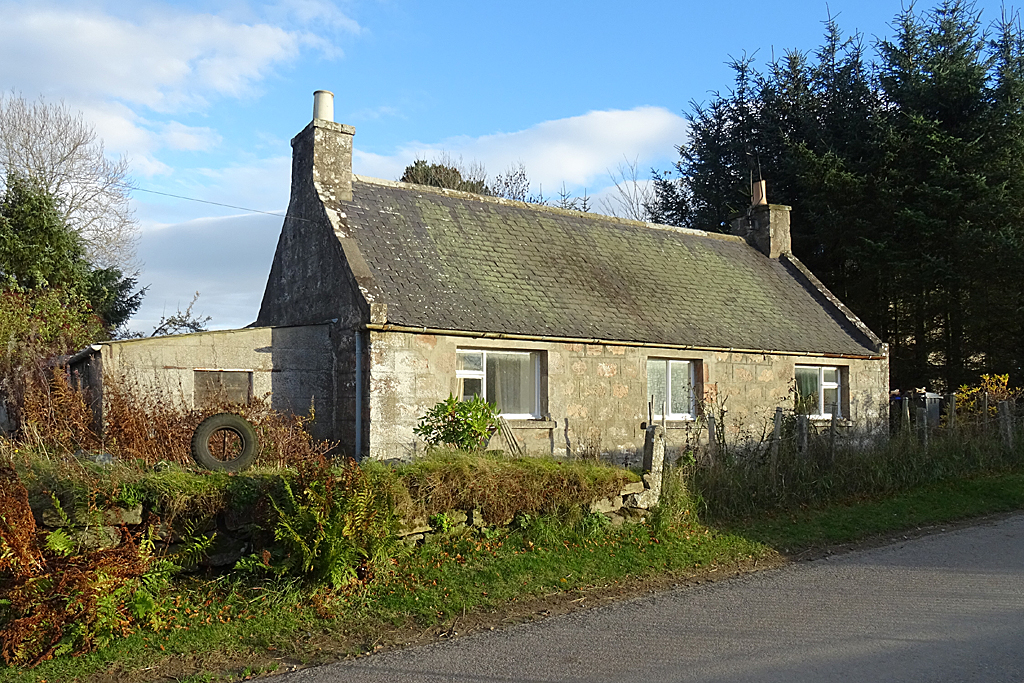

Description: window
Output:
[646,359,695,420]
[456,350,541,419]
[795,366,841,418]
[194,370,252,406]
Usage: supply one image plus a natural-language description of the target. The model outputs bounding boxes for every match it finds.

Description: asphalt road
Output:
[283,514,1024,683]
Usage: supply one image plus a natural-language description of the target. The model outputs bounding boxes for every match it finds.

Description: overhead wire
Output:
[117,182,314,222]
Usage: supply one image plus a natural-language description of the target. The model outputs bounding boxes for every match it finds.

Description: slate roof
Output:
[335,176,880,357]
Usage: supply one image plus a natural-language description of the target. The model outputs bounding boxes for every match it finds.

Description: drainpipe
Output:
[354,330,364,460]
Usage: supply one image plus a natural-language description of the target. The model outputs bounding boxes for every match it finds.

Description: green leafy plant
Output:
[414,395,499,451]
[428,512,453,534]
[265,457,400,588]
[170,519,215,570]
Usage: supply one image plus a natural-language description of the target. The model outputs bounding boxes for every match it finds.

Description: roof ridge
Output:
[351,174,744,243]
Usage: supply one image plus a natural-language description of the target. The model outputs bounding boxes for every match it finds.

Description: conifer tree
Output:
[653,0,1024,390]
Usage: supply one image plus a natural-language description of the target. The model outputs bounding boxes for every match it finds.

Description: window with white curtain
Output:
[455,350,541,419]
[646,359,696,420]
[795,365,842,418]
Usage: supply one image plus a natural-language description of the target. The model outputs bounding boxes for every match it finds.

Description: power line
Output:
[129,185,291,218]
[117,182,318,223]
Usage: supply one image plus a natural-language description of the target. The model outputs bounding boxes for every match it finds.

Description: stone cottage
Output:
[74,91,889,460]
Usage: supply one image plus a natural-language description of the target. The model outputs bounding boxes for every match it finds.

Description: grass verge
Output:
[730,470,1024,552]
[4,469,1024,683]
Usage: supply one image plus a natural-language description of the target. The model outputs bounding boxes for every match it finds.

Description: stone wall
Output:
[366,329,889,461]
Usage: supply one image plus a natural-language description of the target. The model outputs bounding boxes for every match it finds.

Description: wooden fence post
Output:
[917,405,928,448]
[946,393,956,432]
[707,415,718,466]
[983,391,990,435]
[771,407,782,493]
[829,403,838,462]
[999,400,1014,450]
[901,393,911,434]
[797,415,809,454]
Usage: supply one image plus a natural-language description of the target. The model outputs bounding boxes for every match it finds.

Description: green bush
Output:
[413,395,498,451]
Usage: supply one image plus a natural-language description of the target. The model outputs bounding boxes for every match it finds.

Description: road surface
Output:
[283,514,1024,682]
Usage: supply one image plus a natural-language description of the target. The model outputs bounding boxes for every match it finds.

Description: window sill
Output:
[804,416,852,426]
[641,420,697,430]
[504,419,557,429]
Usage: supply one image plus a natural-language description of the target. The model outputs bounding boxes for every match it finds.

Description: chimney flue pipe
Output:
[313,90,334,122]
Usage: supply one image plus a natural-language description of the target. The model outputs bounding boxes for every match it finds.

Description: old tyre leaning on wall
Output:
[191,413,259,472]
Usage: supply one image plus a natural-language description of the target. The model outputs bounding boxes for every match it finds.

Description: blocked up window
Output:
[194,370,252,407]
[456,350,541,418]
[795,365,842,418]
[647,359,695,420]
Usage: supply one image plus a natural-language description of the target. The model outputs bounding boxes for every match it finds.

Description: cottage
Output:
[74,91,889,461]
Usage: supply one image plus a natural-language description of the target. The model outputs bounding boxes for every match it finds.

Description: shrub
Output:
[413,395,498,451]
[955,374,1024,424]
[16,370,332,469]
[0,287,105,432]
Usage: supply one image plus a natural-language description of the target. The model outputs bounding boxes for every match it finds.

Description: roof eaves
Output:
[781,253,884,353]
[364,322,886,360]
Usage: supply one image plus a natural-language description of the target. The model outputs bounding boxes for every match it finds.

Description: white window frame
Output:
[455,349,541,419]
[795,365,842,419]
[647,359,696,421]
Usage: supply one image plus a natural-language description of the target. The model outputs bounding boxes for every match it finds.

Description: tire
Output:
[191,413,259,472]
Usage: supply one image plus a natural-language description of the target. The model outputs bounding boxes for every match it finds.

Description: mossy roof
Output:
[338,177,878,356]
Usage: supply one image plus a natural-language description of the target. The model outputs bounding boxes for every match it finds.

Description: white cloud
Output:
[132,212,283,332]
[353,106,688,193]
[0,2,356,173]
[0,5,303,111]
[268,0,362,36]
[160,122,222,152]
[133,154,291,230]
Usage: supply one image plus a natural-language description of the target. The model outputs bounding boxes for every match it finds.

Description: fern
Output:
[44,529,75,557]
[265,458,399,588]
[170,519,215,569]
[48,492,73,527]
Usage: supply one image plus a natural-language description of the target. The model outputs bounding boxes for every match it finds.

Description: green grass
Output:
[0,510,764,683]
[731,470,1024,551]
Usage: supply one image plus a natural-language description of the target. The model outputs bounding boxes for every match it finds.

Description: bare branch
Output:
[151,292,212,337]
[599,156,655,222]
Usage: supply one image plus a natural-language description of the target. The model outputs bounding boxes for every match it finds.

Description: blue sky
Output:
[0,0,1015,331]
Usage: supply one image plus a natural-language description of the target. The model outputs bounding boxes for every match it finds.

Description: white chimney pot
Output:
[313,90,334,122]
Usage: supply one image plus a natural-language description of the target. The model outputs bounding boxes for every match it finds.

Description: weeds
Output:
[373,449,639,525]
[685,412,1024,521]
[14,369,332,470]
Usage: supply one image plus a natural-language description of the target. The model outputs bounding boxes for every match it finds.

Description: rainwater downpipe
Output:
[356,329,364,458]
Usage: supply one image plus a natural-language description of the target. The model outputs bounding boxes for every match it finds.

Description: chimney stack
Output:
[751,179,767,206]
[731,179,791,258]
[289,90,355,203]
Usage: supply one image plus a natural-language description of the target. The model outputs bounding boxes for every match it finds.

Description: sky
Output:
[0,0,1017,332]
